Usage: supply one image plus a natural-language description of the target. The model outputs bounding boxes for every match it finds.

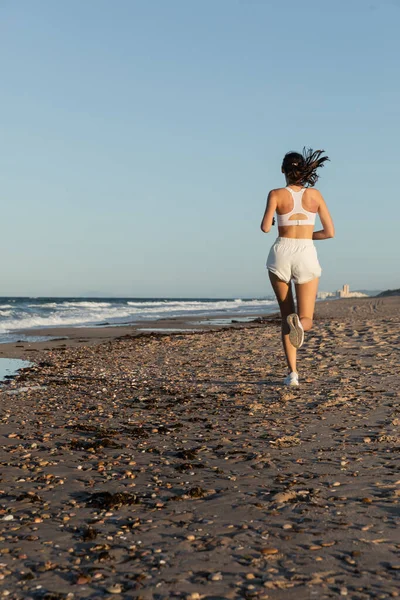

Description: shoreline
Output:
[0,296,386,362]
[0,312,280,361]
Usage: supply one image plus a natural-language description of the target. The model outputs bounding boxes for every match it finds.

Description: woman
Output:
[260,148,335,386]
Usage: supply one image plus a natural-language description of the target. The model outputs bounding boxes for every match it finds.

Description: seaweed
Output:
[176,448,198,460]
[86,491,141,509]
[80,526,99,541]
[70,438,121,451]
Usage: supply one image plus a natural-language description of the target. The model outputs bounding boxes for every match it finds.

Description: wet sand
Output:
[0,314,269,361]
[0,297,399,599]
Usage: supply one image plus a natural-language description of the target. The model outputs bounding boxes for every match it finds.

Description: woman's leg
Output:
[268,271,297,373]
[294,278,319,332]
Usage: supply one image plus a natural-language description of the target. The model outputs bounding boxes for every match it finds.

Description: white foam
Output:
[0,298,277,335]
[62,301,113,308]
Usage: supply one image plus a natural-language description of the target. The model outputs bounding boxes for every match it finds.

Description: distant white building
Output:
[317,290,336,300]
[317,285,368,300]
[336,284,368,298]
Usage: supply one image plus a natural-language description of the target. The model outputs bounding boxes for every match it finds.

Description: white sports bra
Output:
[276,187,317,226]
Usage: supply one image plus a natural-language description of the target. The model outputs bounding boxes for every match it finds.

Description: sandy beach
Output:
[0,296,399,599]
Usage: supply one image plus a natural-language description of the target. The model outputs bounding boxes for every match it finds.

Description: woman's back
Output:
[269,185,322,239]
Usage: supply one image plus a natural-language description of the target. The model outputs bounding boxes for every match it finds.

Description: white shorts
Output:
[266,237,322,284]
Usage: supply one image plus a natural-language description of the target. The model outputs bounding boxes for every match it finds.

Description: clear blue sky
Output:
[1,0,399,297]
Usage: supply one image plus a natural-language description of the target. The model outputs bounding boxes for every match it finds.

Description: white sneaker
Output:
[284,372,299,386]
[287,314,304,349]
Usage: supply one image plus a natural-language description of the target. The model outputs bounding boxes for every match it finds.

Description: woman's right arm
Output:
[260,190,277,233]
[313,191,335,240]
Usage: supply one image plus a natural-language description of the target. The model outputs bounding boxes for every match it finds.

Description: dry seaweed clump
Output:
[70,437,121,451]
[85,491,140,509]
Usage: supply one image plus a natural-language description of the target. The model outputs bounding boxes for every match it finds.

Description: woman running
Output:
[260,148,335,386]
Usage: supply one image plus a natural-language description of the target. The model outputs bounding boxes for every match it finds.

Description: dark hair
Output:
[282,147,330,187]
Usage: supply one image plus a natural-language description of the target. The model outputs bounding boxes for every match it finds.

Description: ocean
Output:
[0,297,278,344]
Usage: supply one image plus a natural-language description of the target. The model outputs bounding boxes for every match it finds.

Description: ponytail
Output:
[282,147,329,187]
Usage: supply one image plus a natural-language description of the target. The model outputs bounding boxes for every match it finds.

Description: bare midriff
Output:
[277,224,315,240]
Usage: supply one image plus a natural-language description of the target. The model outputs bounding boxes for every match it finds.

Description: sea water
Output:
[0,297,278,343]
[0,358,31,381]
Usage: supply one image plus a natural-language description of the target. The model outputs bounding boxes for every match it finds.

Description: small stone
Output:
[186,535,195,541]
[321,541,336,547]
[106,584,122,594]
[209,572,223,581]
[340,588,348,596]
[187,594,201,600]
[1,515,13,522]
[282,524,292,530]
[261,548,279,555]
[77,576,90,585]
[246,573,256,580]
[332,482,341,487]
[273,491,297,503]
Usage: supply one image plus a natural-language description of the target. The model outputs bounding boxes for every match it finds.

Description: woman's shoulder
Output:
[305,187,323,199]
[267,186,288,195]
[304,187,327,210]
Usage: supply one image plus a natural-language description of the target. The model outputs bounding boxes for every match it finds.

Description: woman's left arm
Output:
[260,190,277,233]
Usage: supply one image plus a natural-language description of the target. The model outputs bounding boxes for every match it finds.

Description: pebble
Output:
[209,572,223,581]
[106,584,123,594]
[261,548,279,555]
[321,541,336,547]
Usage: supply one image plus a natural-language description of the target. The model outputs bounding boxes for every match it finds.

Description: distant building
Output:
[341,284,350,297]
[317,285,368,300]
[336,284,367,298]
[317,290,336,300]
